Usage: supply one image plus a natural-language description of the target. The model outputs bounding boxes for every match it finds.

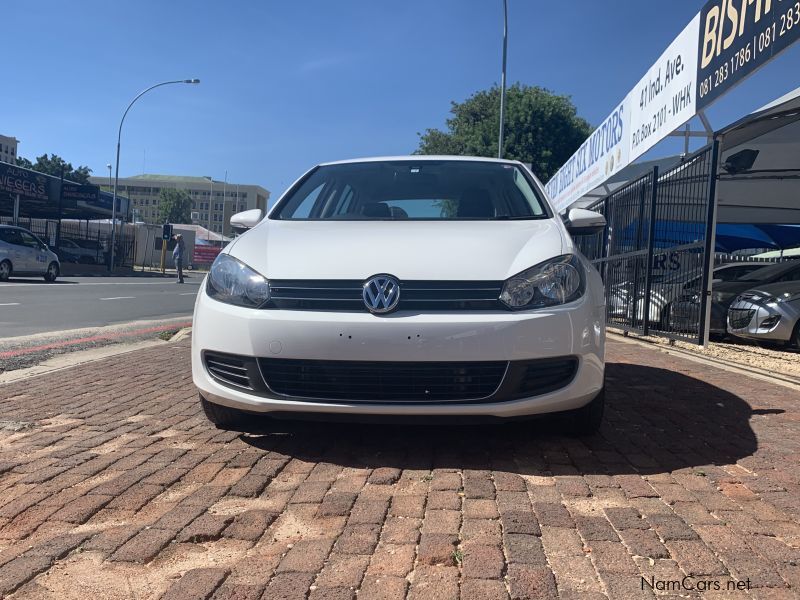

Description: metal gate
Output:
[575,142,719,344]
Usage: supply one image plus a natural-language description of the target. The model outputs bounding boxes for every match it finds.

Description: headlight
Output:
[207,254,270,308]
[712,291,735,304]
[500,254,584,310]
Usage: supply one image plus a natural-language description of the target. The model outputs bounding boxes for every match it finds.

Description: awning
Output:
[618,221,800,253]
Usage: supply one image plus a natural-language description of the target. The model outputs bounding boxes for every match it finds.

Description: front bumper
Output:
[727,300,797,342]
[192,284,605,418]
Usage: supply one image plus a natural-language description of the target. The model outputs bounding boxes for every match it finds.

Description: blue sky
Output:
[6,0,799,198]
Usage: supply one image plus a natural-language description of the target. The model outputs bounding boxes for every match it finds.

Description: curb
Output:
[610,331,800,390]
[169,327,193,343]
[0,339,168,385]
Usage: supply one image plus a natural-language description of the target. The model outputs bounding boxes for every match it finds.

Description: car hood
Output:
[736,281,800,298]
[227,219,566,280]
[713,280,764,295]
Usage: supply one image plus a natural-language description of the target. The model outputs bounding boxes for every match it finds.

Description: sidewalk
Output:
[0,337,798,599]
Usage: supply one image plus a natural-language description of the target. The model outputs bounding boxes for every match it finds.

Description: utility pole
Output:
[498,0,508,159]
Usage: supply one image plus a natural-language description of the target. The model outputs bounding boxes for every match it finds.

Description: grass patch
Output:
[452,549,463,566]
[158,329,182,341]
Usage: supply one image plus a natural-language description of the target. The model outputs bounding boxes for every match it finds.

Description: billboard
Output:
[546,0,800,212]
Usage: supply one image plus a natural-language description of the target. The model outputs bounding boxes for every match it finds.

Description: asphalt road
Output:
[0,275,201,338]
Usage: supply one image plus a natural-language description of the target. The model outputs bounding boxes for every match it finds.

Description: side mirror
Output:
[565,208,606,235]
[230,209,263,231]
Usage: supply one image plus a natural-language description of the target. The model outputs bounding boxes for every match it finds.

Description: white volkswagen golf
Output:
[192,157,607,433]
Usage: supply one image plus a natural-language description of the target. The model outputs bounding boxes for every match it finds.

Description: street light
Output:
[106,163,112,189]
[498,0,508,159]
[109,78,200,270]
[204,176,213,241]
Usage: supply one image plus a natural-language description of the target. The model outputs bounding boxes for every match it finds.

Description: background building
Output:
[0,134,19,164]
[88,174,270,236]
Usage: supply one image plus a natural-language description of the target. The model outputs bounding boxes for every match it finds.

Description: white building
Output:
[0,134,18,164]
[88,174,269,236]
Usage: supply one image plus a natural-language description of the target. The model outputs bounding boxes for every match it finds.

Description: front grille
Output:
[204,352,256,390]
[258,358,508,402]
[728,308,755,329]
[267,280,504,312]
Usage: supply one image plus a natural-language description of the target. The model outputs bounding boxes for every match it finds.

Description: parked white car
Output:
[0,225,60,282]
[192,157,607,433]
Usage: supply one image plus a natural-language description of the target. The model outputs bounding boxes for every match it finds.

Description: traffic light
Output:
[162,223,173,240]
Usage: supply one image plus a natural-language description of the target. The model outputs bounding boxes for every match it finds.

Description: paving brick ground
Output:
[0,337,799,599]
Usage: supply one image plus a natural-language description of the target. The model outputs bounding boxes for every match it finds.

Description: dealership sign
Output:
[546,0,800,212]
[61,183,99,209]
[0,162,49,201]
[697,0,800,108]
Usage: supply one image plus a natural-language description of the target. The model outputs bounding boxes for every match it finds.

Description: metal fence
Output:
[1,216,135,268]
[576,143,719,344]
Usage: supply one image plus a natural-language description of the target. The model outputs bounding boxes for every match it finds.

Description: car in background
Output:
[609,262,763,328]
[727,281,800,348]
[193,156,608,434]
[56,238,99,264]
[670,260,800,335]
[0,225,60,282]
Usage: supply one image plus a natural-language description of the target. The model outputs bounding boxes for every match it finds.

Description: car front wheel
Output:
[564,388,605,436]
[200,395,252,430]
[44,262,59,282]
[0,260,11,281]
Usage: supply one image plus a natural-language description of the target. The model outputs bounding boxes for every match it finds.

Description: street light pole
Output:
[106,164,112,189]
[498,0,508,159]
[205,176,213,241]
[222,170,227,238]
[110,78,200,271]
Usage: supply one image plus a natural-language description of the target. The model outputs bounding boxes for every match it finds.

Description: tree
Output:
[158,188,193,224]
[15,153,92,184]
[416,84,592,182]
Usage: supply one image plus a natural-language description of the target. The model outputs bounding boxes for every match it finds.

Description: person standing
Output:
[173,233,185,283]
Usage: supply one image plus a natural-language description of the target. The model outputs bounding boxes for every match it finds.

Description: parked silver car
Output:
[57,238,99,264]
[727,281,800,347]
[0,225,60,282]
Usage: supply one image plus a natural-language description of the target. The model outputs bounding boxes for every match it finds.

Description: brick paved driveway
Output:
[0,337,798,599]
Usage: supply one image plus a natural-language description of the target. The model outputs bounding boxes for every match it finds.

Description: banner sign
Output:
[697,0,800,109]
[193,245,222,264]
[629,15,701,161]
[545,98,630,208]
[546,0,800,212]
[0,162,49,201]
[61,183,99,209]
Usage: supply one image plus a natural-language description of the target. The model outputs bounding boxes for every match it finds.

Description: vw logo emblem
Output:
[363,275,401,314]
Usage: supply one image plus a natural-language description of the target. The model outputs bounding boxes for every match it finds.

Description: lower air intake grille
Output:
[204,352,256,390]
[515,358,579,396]
[258,359,507,402]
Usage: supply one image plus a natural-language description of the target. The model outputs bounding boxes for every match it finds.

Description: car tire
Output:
[564,388,605,436]
[200,395,251,430]
[44,262,59,282]
[792,322,800,350]
[0,260,11,281]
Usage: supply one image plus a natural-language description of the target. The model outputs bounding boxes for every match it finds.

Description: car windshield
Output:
[272,160,549,220]
[734,261,800,282]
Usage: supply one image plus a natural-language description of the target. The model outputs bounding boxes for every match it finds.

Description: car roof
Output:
[317,155,525,167]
